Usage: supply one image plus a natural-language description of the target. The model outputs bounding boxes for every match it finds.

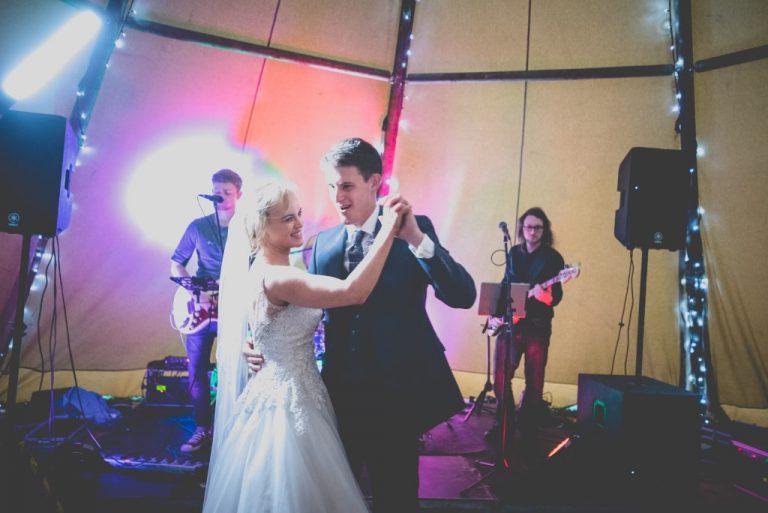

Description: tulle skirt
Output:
[202,378,369,513]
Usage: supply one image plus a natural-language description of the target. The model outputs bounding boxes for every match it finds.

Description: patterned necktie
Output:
[348,230,366,272]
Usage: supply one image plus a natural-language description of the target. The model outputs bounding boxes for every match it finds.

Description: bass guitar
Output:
[489,263,581,333]
[527,263,580,298]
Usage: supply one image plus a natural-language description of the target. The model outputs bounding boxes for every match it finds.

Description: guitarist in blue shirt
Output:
[170,168,243,452]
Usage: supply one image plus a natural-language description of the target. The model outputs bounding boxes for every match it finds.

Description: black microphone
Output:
[499,221,511,240]
[198,194,223,203]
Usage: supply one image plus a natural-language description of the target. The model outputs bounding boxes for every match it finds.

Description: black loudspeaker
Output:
[577,374,700,503]
[614,147,689,251]
[0,111,77,236]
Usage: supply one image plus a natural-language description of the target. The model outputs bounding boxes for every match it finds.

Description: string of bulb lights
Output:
[667,1,715,423]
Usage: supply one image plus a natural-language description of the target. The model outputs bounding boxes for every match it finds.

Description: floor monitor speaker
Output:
[577,374,700,504]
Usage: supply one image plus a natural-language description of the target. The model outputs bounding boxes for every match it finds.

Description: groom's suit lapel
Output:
[321,224,348,279]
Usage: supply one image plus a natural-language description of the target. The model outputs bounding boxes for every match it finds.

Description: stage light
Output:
[546,436,572,460]
[2,11,102,101]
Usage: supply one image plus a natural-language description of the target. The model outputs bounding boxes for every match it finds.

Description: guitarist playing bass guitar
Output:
[170,168,243,453]
[486,207,578,451]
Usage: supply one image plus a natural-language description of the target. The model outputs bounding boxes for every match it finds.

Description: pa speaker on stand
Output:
[613,146,691,381]
[1,111,77,411]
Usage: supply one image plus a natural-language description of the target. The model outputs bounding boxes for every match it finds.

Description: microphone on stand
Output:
[198,194,223,203]
[499,221,511,241]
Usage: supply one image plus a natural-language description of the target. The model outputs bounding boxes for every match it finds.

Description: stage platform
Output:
[1,397,766,512]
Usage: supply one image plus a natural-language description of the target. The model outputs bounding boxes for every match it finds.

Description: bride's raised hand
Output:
[378,194,407,235]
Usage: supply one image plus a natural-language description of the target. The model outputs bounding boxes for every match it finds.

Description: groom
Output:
[312,138,475,512]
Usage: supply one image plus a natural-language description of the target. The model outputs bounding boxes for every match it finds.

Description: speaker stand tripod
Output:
[6,232,31,414]
[5,232,32,513]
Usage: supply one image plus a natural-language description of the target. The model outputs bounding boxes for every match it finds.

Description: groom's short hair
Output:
[320,138,382,181]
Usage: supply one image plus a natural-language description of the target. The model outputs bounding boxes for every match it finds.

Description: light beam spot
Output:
[122,128,272,251]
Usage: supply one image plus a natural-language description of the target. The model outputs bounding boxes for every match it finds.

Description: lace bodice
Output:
[234,264,326,435]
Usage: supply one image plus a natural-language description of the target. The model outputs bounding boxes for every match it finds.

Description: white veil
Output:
[211,206,251,453]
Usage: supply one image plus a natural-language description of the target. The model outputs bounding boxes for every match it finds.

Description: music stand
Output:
[463,282,528,421]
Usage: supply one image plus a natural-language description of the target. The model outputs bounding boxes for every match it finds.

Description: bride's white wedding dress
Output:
[202,265,369,513]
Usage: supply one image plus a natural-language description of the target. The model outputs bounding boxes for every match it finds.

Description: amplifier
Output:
[142,358,214,406]
[577,374,701,505]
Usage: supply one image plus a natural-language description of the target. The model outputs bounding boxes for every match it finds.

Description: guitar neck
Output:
[526,274,566,298]
[526,263,580,298]
[539,275,561,290]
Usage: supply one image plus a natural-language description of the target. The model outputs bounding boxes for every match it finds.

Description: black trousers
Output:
[332,385,420,513]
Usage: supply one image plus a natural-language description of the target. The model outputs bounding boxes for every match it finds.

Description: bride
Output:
[202,179,404,513]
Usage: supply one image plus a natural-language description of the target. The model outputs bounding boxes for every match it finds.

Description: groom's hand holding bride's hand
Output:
[244,340,265,374]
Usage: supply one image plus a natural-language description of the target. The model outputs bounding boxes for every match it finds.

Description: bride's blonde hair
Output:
[239,179,297,255]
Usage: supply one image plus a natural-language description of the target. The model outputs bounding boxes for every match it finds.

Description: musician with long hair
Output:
[489,207,565,444]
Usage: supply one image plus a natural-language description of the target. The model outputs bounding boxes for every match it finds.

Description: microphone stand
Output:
[497,231,517,468]
[212,202,224,254]
[461,229,517,496]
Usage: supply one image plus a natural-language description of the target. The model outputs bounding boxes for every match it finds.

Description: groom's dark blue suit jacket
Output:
[309,215,477,434]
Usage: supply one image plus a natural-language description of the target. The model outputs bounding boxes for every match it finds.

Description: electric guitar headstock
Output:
[557,262,581,285]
